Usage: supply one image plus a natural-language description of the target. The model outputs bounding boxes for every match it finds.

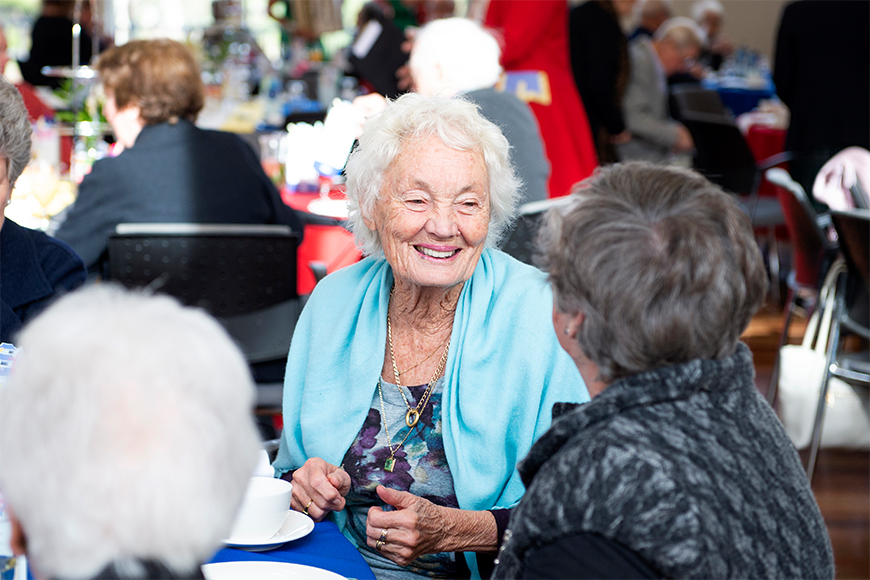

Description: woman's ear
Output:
[564,311,585,339]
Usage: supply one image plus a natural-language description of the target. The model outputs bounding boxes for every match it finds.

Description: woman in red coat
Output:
[483,0,598,198]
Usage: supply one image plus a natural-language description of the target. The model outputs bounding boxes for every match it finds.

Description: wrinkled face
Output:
[657,39,700,77]
[365,135,490,290]
[0,156,11,231]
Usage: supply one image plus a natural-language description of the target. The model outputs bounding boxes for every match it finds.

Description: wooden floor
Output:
[743,305,870,580]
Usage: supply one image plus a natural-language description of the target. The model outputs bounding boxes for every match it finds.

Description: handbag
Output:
[777,259,870,450]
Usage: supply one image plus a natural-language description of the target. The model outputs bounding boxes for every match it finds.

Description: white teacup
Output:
[229,477,292,543]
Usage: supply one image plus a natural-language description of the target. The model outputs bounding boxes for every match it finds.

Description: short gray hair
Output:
[655,17,705,49]
[409,17,502,95]
[538,162,767,383]
[0,75,32,186]
[0,285,261,578]
[344,92,520,256]
[692,0,724,23]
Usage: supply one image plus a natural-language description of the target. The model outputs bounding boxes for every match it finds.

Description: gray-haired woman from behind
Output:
[493,162,834,579]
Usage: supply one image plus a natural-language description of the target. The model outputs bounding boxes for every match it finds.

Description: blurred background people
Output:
[773,0,870,198]
[18,0,101,89]
[0,26,53,121]
[480,0,598,198]
[0,75,85,345]
[627,0,671,41]
[492,162,834,579]
[618,17,701,164]
[0,285,262,579]
[409,17,549,204]
[54,39,303,274]
[569,0,634,163]
[692,0,733,72]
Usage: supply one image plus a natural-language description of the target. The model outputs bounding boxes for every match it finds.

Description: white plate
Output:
[202,561,345,580]
[224,510,314,551]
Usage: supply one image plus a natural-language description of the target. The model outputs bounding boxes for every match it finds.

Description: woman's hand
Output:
[365,486,497,566]
[289,458,351,522]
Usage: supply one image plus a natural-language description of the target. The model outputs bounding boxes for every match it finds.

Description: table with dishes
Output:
[208,520,375,580]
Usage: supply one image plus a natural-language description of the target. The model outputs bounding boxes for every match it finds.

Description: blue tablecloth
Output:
[211,521,375,580]
[702,76,777,117]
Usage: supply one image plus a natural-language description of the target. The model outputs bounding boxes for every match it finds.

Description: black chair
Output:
[805,210,870,481]
[107,223,301,411]
[500,198,573,267]
[678,108,791,301]
[764,168,839,405]
[669,85,731,120]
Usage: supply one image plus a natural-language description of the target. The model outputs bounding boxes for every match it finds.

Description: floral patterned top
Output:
[341,376,461,579]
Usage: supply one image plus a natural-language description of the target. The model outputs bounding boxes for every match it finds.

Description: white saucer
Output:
[224,510,314,552]
[202,561,344,580]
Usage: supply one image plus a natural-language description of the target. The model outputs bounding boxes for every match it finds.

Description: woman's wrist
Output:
[437,508,498,554]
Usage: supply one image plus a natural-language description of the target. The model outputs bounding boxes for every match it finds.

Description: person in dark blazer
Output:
[54,38,303,272]
[773,0,870,197]
[0,75,85,344]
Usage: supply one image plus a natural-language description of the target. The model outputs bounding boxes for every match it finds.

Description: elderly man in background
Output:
[0,286,262,579]
[408,17,549,205]
[618,17,701,165]
[628,0,671,41]
[692,0,733,71]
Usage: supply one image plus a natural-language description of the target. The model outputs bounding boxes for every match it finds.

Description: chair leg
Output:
[806,278,847,482]
[768,229,781,306]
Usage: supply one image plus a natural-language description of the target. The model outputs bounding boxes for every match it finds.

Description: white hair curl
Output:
[0,285,261,578]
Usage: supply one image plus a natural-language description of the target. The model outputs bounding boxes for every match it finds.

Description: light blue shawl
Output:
[274,248,588,576]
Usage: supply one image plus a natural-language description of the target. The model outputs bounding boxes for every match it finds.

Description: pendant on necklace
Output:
[405,408,420,428]
[385,457,396,472]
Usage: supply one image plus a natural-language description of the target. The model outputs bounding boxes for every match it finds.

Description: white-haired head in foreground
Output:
[409,17,502,98]
[0,285,261,579]
[344,92,520,257]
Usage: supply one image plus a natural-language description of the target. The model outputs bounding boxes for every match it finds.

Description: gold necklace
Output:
[387,287,451,429]
[396,334,450,377]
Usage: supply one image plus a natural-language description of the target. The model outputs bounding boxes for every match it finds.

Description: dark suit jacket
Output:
[774,0,870,154]
[55,120,304,270]
[1,219,87,343]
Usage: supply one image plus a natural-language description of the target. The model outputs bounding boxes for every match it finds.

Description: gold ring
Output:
[302,500,312,516]
[376,539,385,551]
[379,529,387,543]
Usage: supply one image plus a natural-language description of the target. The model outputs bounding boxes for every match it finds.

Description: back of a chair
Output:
[831,210,870,293]
[500,198,573,266]
[108,224,300,364]
[670,86,730,120]
[681,112,759,195]
[766,168,831,287]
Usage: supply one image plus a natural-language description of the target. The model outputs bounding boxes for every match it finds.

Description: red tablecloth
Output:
[282,189,362,295]
[746,125,787,199]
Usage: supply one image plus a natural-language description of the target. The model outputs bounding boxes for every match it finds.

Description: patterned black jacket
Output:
[493,343,834,579]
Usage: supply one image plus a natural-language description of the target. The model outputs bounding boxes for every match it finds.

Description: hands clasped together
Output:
[289,457,484,567]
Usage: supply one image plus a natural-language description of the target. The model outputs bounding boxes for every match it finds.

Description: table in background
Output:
[211,521,375,580]
[282,190,362,295]
[702,76,776,117]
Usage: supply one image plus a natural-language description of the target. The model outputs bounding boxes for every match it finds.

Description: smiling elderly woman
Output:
[273,93,588,579]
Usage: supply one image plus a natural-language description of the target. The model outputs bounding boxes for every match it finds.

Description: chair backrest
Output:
[669,86,730,120]
[108,224,301,364]
[500,197,573,266]
[831,210,870,292]
[766,168,832,287]
[681,111,759,195]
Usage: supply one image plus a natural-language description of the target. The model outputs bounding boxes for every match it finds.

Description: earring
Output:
[564,327,570,336]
